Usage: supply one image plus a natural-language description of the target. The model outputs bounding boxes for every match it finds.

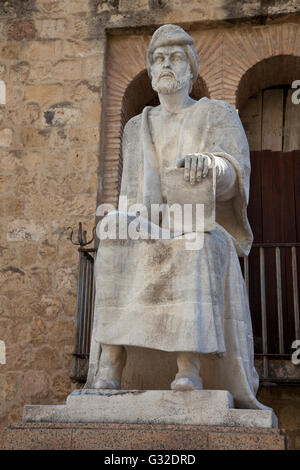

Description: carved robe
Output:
[86,98,268,410]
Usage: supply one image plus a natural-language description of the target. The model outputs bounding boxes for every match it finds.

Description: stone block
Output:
[7,21,36,41]
[22,127,51,148]
[22,40,63,62]
[64,39,105,58]
[0,422,288,450]
[53,60,82,81]
[119,0,149,12]
[36,19,65,39]
[69,127,100,146]
[35,0,65,17]
[0,128,13,147]
[1,44,20,60]
[43,103,81,126]
[25,84,64,105]
[69,80,100,102]
[3,427,72,450]
[1,373,18,402]
[21,371,49,401]
[64,0,91,15]
[208,430,287,450]
[82,55,104,80]
[23,389,277,428]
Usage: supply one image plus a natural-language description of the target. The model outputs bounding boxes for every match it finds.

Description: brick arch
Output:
[220,23,300,107]
[236,55,300,110]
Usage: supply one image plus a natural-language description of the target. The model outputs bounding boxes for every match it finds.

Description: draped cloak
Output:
[86,97,269,410]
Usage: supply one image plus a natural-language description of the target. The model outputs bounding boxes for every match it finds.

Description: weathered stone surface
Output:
[22,127,51,148]
[64,39,105,58]
[47,321,74,345]
[25,84,64,104]
[35,19,65,39]
[0,374,18,402]
[53,60,82,81]
[51,374,73,400]
[119,0,149,12]
[81,101,101,124]
[35,0,65,16]
[0,422,288,450]
[0,83,5,108]
[1,44,20,59]
[10,61,30,82]
[69,80,100,102]
[21,371,49,401]
[0,128,13,147]
[30,317,47,345]
[7,220,47,242]
[7,21,36,41]
[82,55,104,80]
[23,390,278,428]
[42,103,81,126]
[33,347,61,371]
[22,40,63,61]
[69,127,100,146]
[39,294,63,319]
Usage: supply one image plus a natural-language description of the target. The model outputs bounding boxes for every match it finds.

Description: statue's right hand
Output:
[176,153,212,185]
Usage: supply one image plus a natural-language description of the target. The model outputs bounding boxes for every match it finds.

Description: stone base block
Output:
[23,390,278,429]
[0,422,288,450]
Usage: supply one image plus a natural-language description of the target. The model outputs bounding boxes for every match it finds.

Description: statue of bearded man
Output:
[85,24,268,410]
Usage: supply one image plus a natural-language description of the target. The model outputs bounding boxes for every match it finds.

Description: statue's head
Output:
[147,24,199,95]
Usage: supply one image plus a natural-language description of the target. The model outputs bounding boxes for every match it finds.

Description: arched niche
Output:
[236,55,300,111]
[237,55,300,152]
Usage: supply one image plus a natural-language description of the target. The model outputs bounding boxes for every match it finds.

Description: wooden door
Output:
[240,85,300,356]
[247,150,300,355]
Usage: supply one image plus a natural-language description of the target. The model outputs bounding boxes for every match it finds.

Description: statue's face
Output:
[150,45,192,95]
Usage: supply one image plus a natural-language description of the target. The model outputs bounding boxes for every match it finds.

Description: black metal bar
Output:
[72,250,85,379]
[253,243,300,248]
[80,254,89,355]
[81,258,87,356]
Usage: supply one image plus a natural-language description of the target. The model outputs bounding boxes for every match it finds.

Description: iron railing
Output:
[71,247,96,382]
[69,225,300,384]
[243,242,300,384]
[68,224,96,382]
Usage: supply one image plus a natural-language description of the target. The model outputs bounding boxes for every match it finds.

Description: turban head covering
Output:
[146,24,199,86]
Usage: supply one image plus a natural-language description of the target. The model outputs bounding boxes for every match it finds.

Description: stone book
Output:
[165,166,216,233]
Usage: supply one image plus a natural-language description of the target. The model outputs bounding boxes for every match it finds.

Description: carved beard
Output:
[151,67,192,95]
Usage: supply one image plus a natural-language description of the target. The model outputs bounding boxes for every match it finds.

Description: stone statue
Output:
[85,24,268,410]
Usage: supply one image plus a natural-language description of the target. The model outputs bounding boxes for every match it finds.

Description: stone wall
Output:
[0,0,104,426]
[0,0,300,449]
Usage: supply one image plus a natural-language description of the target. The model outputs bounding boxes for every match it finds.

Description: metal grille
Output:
[71,247,96,383]
[242,242,300,384]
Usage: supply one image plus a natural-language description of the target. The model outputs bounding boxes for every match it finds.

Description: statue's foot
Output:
[171,374,203,391]
[93,376,120,390]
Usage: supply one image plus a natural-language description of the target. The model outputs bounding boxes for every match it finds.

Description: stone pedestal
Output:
[0,423,288,450]
[8,390,287,450]
[23,389,277,428]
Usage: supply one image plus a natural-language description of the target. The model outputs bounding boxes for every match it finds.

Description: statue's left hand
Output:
[176,153,212,185]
